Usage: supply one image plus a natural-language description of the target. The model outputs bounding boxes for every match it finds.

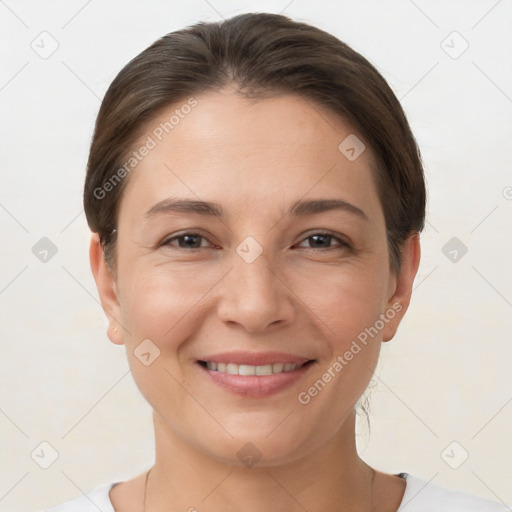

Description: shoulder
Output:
[399,473,510,512]
[36,482,117,512]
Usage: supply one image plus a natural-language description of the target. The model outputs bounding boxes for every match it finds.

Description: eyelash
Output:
[160,231,351,251]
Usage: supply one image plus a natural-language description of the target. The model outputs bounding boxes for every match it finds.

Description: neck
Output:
[146,409,375,512]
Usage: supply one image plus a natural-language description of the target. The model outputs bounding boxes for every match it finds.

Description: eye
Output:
[160,231,351,251]
[161,232,214,250]
[295,232,351,250]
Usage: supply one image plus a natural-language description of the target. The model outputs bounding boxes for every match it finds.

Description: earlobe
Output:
[89,233,125,346]
[381,233,421,342]
[108,324,121,345]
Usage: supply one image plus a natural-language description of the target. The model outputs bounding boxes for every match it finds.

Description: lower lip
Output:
[197,361,315,397]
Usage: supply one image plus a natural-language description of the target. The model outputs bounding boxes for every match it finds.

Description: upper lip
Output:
[197,351,313,366]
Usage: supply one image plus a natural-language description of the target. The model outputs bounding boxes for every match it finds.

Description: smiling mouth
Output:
[197,360,315,376]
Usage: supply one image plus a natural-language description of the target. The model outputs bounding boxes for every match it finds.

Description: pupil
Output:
[182,235,199,248]
[311,234,329,247]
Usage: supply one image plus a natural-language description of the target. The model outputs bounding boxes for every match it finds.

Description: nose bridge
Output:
[235,241,277,293]
[217,236,294,331]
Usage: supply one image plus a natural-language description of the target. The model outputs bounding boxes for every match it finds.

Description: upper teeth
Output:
[205,362,303,375]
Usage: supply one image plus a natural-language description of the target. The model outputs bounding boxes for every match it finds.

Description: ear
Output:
[89,233,124,345]
[381,232,421,342]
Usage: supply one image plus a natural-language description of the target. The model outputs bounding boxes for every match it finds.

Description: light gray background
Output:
[1,1,511,511]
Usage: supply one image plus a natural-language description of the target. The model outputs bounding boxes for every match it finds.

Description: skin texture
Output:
[90,88,421,512]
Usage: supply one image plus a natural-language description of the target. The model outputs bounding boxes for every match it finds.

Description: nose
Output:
[216,247,295,333]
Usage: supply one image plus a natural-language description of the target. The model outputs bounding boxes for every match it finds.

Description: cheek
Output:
[117,267,207,416]
[287,262,387,404]
[282,260,390,347]
[120,263,224,338]
[293,270,386,432]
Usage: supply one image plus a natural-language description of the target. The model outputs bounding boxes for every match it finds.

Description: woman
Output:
[42,12,508,512]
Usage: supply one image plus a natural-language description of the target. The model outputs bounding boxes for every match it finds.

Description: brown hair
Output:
[84,12,426,274]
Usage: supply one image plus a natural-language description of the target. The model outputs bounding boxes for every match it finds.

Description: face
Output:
[91,89,418,467]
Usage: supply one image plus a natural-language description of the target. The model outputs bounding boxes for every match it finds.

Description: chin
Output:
[195,418,322,469]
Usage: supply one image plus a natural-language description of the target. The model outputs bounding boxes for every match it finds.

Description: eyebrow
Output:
[144,197,368,221]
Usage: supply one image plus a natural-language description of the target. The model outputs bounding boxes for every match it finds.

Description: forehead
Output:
[145,90,361,160]
[119,89,383,225]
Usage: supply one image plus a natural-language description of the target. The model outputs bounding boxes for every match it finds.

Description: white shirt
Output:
[40,473,510,511]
